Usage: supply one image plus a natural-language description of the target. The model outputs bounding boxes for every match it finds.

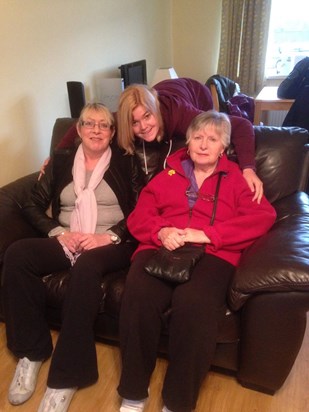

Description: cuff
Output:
[48,226,66,238]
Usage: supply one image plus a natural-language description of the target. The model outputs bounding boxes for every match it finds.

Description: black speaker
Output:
[66,81,86,118]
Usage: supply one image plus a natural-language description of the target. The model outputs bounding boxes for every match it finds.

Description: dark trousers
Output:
[118,250,234,412]
[2,237,135,388]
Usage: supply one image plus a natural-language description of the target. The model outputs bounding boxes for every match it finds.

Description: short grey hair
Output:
[186,110,231,148]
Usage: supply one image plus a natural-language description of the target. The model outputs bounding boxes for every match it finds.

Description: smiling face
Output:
[131,105,160,142]
[77,108,114,156]
[188,124,225,171]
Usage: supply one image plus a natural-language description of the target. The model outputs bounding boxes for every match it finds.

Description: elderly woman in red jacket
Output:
[117,110,276,412]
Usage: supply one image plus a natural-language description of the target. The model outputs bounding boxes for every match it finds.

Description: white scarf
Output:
[70,144,112,233]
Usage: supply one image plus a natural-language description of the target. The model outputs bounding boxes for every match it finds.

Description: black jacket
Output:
[277,57,309,99]
[206,74,239,112]
[282,85,309,131]
[23,140,143,241]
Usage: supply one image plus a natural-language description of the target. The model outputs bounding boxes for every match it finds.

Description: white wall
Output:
[0,0,172,185]
[172,0,221,83]
[0,0,221,186]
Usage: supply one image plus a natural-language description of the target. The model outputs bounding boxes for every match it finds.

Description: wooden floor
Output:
[0,319,308,412]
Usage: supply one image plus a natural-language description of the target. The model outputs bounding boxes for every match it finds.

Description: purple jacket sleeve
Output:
[155,78,213,140]
[229,116,256,170]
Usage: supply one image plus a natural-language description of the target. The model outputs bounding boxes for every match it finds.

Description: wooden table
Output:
[254,86,294,125]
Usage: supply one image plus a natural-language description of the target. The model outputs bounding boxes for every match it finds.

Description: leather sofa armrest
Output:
[1,172,38,207]
[0,173,41,265]
[228,192,309,311]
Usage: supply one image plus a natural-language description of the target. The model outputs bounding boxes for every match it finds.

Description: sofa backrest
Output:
[50,118,78,155]
[253,126,309,203]
[50,118,309,205]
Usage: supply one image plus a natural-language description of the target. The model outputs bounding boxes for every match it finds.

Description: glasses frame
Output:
[81,120,111,131]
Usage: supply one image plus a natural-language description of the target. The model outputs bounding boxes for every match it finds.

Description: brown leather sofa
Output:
[1,118,309,395]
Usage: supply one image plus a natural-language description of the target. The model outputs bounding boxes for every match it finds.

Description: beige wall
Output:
[172,0,221,82]
[0,0,221,186]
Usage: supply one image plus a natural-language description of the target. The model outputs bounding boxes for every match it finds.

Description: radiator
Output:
[265,110,288,126]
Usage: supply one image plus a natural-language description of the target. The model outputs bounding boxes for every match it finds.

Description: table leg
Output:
[254,102,262,125]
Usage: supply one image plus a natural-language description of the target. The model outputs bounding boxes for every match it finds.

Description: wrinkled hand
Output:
[57,232,83,253]
[242,168,263,204]
[183,228,210,244]
[158,227,186,251]
[57,232,113,252]
[77,233,112,251]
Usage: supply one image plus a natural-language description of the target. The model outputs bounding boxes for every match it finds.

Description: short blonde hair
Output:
[186,110,231,148]
[117,84,164,154]
[78,102,115,129]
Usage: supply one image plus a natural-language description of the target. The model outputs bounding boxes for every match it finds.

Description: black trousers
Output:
[2,237,135,388]
[118,250,234,412]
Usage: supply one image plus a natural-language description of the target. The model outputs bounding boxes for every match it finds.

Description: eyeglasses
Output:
[185,190,215,202]
[81,120,111,131]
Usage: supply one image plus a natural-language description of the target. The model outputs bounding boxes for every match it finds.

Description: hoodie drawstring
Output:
[142,140,149,175]
[163,140,173,169]
[142,139,173,175]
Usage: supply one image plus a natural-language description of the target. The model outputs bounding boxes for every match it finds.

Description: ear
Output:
[76,122,82,139]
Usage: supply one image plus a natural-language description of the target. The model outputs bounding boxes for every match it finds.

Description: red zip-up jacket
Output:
[127,148,276,266]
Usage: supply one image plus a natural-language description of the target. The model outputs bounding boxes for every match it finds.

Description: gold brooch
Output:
[168,169,176,176]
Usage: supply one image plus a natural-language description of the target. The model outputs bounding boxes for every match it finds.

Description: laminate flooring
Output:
[0,319,308,412]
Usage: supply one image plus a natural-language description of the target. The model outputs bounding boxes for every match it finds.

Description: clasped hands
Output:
[158,227,210,251]
[57,232,112,253]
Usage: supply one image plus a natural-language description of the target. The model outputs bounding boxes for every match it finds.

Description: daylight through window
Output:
[265,0,309,78]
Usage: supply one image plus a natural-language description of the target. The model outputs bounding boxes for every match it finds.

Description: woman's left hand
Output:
[183,228,210,244]
[78,233,113,251]
[242,168,263,204]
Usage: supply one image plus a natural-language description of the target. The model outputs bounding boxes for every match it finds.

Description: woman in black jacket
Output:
[277,56,309,99]
[277,57,309,131]
[2,103,142,412]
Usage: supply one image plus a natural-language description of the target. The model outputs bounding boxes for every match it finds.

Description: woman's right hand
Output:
[158,227,186,251]
[57,232,82,253]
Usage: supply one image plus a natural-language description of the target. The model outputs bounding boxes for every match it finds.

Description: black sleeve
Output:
[22,157,60,236]
[277,57,309,99]
[106,144,144,242]
[22,149,75,236]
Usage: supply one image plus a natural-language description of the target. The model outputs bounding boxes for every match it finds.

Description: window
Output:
[265,0,309,78]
